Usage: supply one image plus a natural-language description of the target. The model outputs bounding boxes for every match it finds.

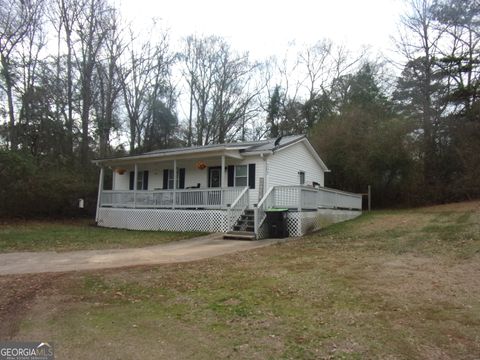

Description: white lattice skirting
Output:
[97,208,228,232]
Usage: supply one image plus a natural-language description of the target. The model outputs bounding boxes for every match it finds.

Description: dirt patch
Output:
[0,273,66,338]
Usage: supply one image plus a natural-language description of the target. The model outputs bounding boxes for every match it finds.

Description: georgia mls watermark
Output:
[0,342,54,360]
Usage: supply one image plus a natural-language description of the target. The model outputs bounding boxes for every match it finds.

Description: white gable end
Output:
[267,140,325,189]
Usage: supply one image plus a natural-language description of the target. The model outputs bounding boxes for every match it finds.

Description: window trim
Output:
[167,169,180,189]
[234,165,248,187]
[137,171,145,190]
[298,170,305,185]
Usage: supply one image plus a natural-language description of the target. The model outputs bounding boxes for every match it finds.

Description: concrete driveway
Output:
[0,234,282,275]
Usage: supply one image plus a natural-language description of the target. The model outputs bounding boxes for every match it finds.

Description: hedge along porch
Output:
[93,135,362,238]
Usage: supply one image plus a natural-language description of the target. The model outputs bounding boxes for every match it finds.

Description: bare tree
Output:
[18,0,47,148]
[93,8,125,158]
[75,0,110,165]
[120,26,174,153]
[298,41,365,128]
[181,35,262,145]
[52,0,85,156]
[0,0,41,149]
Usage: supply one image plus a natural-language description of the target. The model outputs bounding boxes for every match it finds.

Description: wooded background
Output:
[1,0,479,217]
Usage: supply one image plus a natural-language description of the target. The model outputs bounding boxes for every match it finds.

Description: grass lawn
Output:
[0,201,479,359]
[0,219,205,252]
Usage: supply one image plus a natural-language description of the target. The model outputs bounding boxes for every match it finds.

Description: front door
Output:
[208,167,221,188]
[208,167,221,206]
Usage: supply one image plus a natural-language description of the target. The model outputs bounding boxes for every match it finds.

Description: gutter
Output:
[91,146,244,165]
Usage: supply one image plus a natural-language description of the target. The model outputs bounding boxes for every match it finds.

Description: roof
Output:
[92,134,329,171]
[141,134,305,155]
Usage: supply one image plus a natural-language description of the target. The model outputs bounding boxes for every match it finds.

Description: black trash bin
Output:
[265,208,289,238]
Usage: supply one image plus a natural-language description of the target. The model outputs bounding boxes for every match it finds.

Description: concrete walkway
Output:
[0,234,282,275]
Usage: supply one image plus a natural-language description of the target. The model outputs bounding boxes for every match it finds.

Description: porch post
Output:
[173,159,177,209]
[133,163,138,208]
[95,166,104,222]
[221,155,226,187]
[221,155,226,207]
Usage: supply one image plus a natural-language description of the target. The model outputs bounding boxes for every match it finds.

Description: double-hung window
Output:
[299,171,305,185]
[163,168,185,189]
[129,170,149,190]
[137,171,144,190]
[167,169,179,189]
[235,165,248,187]
[227,163,255,189]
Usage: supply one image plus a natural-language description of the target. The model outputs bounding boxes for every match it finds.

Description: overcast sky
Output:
[119,0,405,59]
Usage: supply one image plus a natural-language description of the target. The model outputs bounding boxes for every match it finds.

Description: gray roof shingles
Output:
[145,134,305,155]
[93,135,306,162]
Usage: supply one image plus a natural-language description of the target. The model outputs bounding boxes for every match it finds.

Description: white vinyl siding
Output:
[266,141,325,189]
[113,171,130,190]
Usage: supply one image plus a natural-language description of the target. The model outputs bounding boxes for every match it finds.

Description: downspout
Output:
[262,153,268,195]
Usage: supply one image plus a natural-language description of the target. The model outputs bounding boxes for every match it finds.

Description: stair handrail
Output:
[257,186,275,209]
[254,186,275,236]
[229,186,249,209]
[227,186,249,231]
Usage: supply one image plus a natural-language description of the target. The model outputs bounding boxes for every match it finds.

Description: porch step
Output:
[233,225,254,232]
[233,218,254,231]
[223,231,256,241]
[241,214,254,220]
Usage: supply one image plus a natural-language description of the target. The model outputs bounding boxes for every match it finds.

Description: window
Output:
[130,170,149,190]
[137,171,145,190]
[299,171,305,185]
[163,168,185,189]
[227,164,255,189]
[167,169,179,189]
[235,165,248,186]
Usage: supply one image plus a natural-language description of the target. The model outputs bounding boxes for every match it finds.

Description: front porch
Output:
[96,185,362,239]
[93,137,363,239]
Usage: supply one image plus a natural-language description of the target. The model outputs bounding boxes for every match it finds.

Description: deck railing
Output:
[227,187,249,231]
[100,187,245,209]
[271,185,362,211]
[254,185,361,236]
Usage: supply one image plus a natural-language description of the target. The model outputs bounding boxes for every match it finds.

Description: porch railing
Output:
[227,186,249,231]
[100,187,245,209]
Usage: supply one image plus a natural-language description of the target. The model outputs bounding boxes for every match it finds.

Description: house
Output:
[93,135,362,239]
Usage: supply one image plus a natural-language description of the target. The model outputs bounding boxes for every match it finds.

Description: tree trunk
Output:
[188,86,193,146]
[80,78,92,165]
[1,54,17,150]
[129,117,136,153]
[66,31,74,157]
